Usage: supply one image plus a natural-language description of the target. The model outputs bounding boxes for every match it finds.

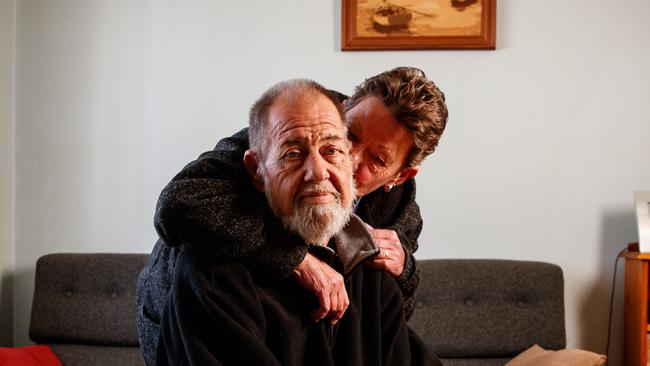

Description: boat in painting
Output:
[371,2,413,32]
[451,0,478,10]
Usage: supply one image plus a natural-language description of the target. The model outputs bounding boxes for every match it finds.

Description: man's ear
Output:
[392,165,420,187]
[243,150,265,192]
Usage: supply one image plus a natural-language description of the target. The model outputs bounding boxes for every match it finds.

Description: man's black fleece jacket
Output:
[156,239,440,365]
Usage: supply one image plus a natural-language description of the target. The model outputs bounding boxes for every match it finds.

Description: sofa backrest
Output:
[30,253,149,346]
[409,259,566,360]
[29,254,565,362]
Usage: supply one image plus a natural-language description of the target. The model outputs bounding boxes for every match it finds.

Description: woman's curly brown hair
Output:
[345,67,448,167]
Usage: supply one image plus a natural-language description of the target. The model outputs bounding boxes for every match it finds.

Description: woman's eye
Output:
[374,155,386,166]
[325,148,339,156]
[347,131,359,142]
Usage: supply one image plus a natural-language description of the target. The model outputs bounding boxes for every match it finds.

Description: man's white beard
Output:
[263,177,354,245]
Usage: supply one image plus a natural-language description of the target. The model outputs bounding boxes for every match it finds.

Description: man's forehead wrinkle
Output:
[275,117,344,138]
[277,127,345,147]
[280,137,308,149]
[275,133,342,153]
[321,134,344,143]
[267,95,346,149]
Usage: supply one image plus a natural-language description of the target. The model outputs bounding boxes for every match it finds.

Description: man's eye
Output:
[325,148,340,156]
[284,150,301,159]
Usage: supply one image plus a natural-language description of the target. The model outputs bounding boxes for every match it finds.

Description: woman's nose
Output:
[350,147,361,173]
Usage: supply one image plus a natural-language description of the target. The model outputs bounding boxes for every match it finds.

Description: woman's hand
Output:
[365,224,405,277]
[292,252,349,325]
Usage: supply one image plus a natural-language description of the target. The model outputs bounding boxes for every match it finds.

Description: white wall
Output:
[11,0,650,364]
[0,0,15,347]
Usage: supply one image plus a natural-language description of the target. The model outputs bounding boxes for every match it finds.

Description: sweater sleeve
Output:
[386,182,422,320]
[356,179,422,319]
[154,128,307,283]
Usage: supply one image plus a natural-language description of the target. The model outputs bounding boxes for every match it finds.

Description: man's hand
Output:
[292,252,349,325]
[365,225,405,277]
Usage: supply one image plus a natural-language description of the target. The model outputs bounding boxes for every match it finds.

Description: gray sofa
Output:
[29,254,565,366]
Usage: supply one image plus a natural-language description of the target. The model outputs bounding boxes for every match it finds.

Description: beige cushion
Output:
[505,344,607,366]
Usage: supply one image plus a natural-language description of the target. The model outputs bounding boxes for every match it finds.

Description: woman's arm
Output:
[355,179,422,319]
[154,128,307,283]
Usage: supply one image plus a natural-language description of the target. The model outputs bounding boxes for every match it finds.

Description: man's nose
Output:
[304,153,330,182]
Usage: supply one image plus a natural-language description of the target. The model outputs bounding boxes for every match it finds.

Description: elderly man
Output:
[155,79,440,365]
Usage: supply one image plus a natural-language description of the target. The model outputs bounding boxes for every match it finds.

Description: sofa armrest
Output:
[30,253,148,346]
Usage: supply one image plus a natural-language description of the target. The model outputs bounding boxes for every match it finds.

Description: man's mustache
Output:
[297,182,342,201]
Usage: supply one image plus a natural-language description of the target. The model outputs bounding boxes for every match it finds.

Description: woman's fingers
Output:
[366,228,405,277]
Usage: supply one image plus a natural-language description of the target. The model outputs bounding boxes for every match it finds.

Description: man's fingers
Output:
[328,274,348,324]
[329,285,349,325]
[311,270,348,323]
[312,287,331,321]
[311,308,326,322]
[328,287,341,324]
[292,252,351,323]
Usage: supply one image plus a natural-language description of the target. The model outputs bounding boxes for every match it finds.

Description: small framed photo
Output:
[636,192,650,252]
[342,0,496,51]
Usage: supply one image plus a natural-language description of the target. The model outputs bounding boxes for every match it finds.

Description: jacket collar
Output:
[333,214,379,275]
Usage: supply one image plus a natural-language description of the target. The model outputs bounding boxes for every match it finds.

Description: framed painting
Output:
[342,0,496,50]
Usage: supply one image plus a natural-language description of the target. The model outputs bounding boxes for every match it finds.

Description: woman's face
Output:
[345,96,419,197]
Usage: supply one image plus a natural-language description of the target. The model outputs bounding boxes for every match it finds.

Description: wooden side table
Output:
[624,246,650,365]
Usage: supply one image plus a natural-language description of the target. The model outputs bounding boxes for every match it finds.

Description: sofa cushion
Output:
[49,344,144,366]
[409,259,565,359]
[29,253,149,346]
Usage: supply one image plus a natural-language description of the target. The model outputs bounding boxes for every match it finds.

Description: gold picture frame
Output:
[342,0,496,50]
